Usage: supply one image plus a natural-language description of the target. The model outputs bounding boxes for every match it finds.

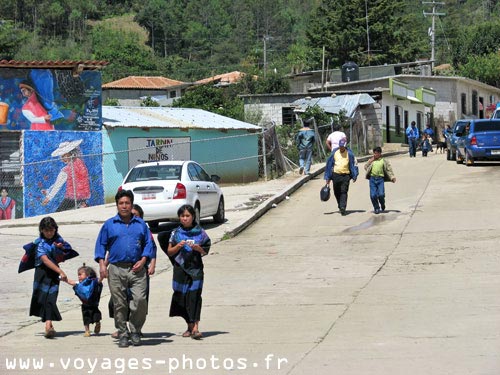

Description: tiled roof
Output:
[0,60,108,70]
[102,76,185,89]
[195,71,247,85]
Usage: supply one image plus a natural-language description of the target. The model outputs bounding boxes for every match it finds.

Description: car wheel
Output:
[194,204,201,225]
[465,150,474,166]
[446,148,451,160]
[213,197,225,223]
[451,150,456,161]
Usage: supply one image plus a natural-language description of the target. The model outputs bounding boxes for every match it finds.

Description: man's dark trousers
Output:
[332,173,351,211]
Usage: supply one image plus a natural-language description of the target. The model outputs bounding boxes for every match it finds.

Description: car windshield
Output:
[125,165,182,182]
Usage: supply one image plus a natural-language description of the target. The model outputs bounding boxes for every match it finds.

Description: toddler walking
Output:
[65,265,103,337]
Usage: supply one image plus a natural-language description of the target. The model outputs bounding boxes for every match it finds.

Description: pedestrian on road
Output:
[64,264,103,337]
[326,128,347,151]
[107,203,157,340]
[94,189,154,348]
[406,121,419,157]
[29,216,70,339]
[364,147,396,214]
[324,139,359,216]
[166,204,211,340]
[421,134,432,157]
[295,118,316,175]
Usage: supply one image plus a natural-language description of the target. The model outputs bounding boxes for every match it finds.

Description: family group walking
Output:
[26,189,210,348]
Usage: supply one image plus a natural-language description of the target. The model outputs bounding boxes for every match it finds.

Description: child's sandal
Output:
[83,331,91,337]
[94,322,101,335]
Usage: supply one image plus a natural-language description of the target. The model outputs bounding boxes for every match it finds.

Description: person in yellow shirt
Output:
[324,139,359,216]
[364,147,396,214]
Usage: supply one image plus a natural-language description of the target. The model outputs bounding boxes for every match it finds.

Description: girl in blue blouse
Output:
[167,205,211,340]
[29,217,71,338]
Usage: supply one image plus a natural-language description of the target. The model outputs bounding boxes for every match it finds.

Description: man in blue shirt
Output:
[405,121,419,157]
[95,189,154,348]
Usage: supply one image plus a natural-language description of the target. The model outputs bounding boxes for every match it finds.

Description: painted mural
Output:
[0,69,102,131]
[23,131,103,217]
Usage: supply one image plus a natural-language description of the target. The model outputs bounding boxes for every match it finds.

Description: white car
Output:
[119,160,225,228]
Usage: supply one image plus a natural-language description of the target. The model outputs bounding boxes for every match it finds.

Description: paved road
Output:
[1,151,500,375]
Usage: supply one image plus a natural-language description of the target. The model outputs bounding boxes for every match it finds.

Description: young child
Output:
[364,147,396,214]
[421,134,431,157]
[167,204,211,340]
[29,217,71,338]
[65,265,103,337]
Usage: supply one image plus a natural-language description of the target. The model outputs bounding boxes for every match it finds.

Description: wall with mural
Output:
[0,69,102,131]
[23,131,104,218]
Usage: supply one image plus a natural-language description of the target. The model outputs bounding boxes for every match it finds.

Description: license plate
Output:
[491,150,500,155]
[142,193,156,200]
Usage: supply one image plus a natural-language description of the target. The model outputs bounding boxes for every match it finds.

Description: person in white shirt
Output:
[326,130,347,151]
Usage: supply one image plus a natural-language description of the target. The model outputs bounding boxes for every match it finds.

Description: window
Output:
[461,93,467,115]
[170,91,176,98]
[416,112,423,130]
[472,90,478,116]
[395,107,401,135]
[282,107,295,126]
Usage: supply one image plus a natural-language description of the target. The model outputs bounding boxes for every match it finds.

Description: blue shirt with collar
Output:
[94,214,154,264]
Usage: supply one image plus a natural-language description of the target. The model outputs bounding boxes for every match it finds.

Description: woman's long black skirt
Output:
[169,265,203,323]
[29,265,62,322]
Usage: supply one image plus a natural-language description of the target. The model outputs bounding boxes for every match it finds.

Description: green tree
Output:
[458,53,500,88]
[307,0,426,68]
[0,20,30,60]
[172,84,244,121]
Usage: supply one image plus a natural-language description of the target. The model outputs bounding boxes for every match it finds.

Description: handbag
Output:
[320,184,331,202]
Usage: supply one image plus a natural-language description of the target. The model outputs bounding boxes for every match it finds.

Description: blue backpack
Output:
[73,277,102,305]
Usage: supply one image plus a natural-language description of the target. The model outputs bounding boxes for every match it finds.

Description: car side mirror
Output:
[211,174,221,183]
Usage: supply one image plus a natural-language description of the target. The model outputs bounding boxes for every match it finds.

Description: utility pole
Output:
[263,35,269,79]
[423,1,445,72]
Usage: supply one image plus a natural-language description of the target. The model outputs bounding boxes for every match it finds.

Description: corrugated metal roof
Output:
[102,106,261,131]
[0,60,108,70]
[102,76,186,89]
[292,94,375,118]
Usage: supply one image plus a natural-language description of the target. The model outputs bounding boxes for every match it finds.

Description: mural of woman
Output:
[0,187,16,220]
[42,139,91,212]
[19,80,54,131]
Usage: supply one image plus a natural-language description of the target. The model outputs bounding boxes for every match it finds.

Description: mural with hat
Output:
[0,68,102,131]
[23,131,103,217]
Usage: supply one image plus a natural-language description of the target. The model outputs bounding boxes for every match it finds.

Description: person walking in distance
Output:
[94,189,155,348]
[406,121,419,157]
[326,127,347,151]
[295,118,316,175]
[364,147,396,214]
[324,139,359,216]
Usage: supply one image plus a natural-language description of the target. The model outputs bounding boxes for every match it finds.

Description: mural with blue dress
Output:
[0,68,102,131]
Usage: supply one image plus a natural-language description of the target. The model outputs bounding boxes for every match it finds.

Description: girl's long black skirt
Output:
[169,265,203,323]
[29,265,62,322]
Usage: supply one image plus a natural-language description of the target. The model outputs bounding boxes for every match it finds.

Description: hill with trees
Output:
[0,0,499,87]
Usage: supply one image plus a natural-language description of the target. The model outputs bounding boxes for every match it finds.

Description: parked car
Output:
[446,120,470,161]
[119,160,225,228]
[455,119,500,166]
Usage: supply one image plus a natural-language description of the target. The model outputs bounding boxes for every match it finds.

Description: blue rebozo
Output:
[73,277,103,305]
